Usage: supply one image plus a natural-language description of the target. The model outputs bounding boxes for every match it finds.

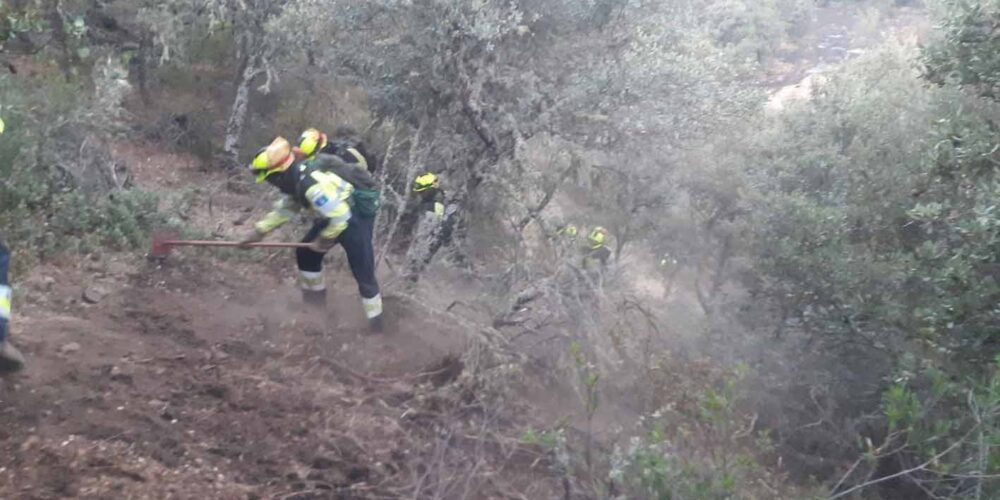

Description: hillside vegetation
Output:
[1,0,999,498]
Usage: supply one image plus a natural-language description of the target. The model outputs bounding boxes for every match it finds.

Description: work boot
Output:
[0,341,25,374]
[362,294,384,333]
[302,289,328,309]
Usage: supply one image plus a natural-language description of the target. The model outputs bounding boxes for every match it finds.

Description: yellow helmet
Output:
[588,227,607,247]
[249,136,296,183]
[413,172,439,192]
[297,128,328,159]
[558,223,578,237]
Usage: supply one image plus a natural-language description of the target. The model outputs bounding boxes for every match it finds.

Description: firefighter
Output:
[241,137,383,331]
[412,172,445,218]
[658,252,680,299]
[581,226,612,270]
[404,172,452,284]
[297,126,376,173]
[0,237,25,373]
[297,127,380,241]
[551,220,579,259]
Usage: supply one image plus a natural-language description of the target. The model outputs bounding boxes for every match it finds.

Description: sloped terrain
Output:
[0,149,558,499]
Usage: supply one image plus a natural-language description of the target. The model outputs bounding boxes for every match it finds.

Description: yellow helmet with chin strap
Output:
[249,136,296,183]
[588,227,608,248]
[413,172,439,193]
[297,128,328,159]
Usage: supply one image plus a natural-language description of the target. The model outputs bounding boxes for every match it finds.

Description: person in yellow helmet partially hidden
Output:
[413,172,445,218]
[581,226,612,270]
[241,136,383,331]
[404,171,455,284]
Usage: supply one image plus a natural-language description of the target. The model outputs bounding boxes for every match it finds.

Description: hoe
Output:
[150,232,312,258]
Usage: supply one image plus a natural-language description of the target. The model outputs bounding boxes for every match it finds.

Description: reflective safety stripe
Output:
[433,202,445,217]
[362,294,383,319]
[327,211,352,227]
[298,270,326,291]
[0,285,10,319]
[306,180,352,219]
[304,172,353,240]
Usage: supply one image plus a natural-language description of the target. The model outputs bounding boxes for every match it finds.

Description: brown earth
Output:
[0,144,560,499]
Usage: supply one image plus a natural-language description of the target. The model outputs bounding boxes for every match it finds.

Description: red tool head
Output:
[149,231,179,258]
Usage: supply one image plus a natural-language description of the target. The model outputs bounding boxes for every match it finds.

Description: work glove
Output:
[309,237,338,253]
[238,229,265,247]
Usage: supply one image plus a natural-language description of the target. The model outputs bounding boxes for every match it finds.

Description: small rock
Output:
[19,435,40,452]
[148,399,166,407]
[40,276,55,291]
[60,342,81,354]
[109,366,133,384]
[82,286,108,304]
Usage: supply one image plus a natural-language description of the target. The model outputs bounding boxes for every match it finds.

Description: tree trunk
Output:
[695,233,733,316]
[135,32,152,106]
[44,0,75,81]
[222,52,259,170]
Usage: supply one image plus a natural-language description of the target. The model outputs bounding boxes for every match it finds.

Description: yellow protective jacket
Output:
[254,161,354,241]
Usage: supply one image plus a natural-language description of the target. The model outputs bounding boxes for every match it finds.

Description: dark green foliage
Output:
[924,0,1000,99]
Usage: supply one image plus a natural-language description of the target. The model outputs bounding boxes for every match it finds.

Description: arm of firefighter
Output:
[254,196,299,235]
[433,190,447,218]
[304,183,351,241]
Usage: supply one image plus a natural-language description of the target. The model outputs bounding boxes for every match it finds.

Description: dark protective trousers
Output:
[0,241,8,343]
[295,215,380,299]
[404,206,457,283]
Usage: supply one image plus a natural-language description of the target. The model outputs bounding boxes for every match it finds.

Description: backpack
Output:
[306,154,380,218]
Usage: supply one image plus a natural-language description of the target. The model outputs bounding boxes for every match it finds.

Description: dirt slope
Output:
[0,146,557,499]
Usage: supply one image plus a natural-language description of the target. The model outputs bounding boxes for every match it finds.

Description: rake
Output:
[150,231,313,258]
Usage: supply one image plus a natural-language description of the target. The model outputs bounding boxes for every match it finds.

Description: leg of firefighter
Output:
[338,216,383,331]
[0,241,25,373]
[296,220,330,308]
[403,214,444,286]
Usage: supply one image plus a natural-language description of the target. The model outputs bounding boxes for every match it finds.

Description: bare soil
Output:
[0,145,558,499]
